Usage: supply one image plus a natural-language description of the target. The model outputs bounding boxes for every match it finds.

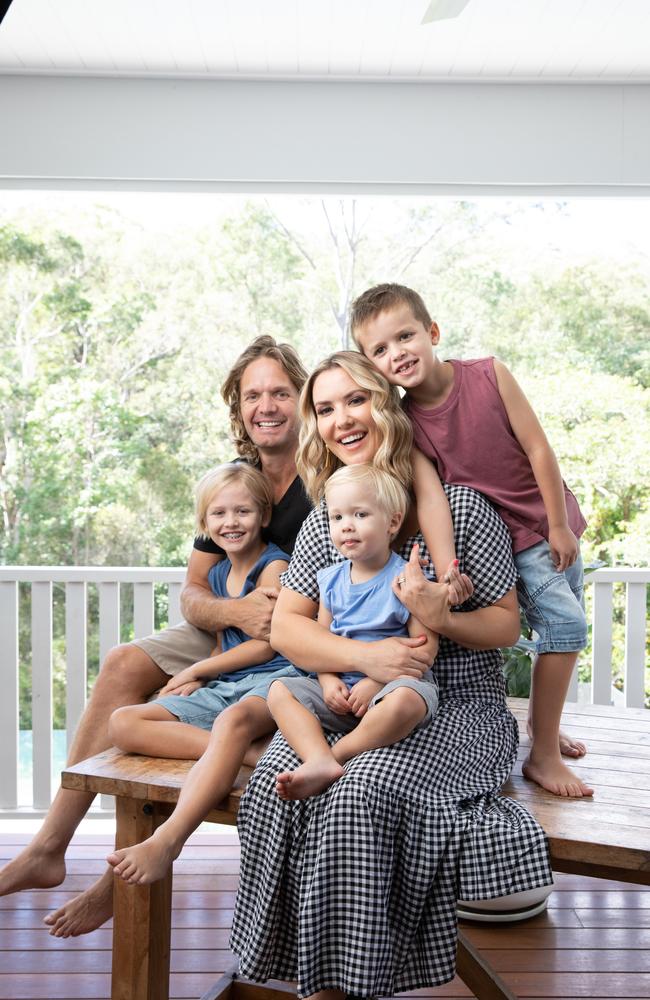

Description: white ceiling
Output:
[1,0,650,82]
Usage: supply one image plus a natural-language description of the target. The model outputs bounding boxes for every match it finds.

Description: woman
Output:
[230,352,552,999]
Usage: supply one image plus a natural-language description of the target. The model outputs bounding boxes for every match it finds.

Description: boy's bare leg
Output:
[270,683,345,801]
[273,685,427,801]
[107,699,275,885]
[526,689,586,759]
[0,643,172,936]
[108,703,212,760]
[523,651,593,797]
[332,687,426,765]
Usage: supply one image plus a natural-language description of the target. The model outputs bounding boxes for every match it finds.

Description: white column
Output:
[98,581,121,664]
[133,581,155,639]
[0,581,19,809]
[65,582,87,755]
[591,582,614,706]
[31,581,53,810]
[168,582,183,627]
[624,583,647,709]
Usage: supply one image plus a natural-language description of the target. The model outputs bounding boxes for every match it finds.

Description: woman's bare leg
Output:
[107,698,275,885]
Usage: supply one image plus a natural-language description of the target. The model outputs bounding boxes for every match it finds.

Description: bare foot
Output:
[107,831,181,885]
[44,868,114,937]
[527,721,586,759]
[276,758,345,801]
[522,754,594,798]
[559,729,586,758]
[0,842,66,896]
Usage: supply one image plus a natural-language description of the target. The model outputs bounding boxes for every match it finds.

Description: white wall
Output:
[1,75,649,193]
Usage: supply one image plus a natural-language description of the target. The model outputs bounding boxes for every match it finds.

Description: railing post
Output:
[591,581,613,706]
[134,582,155,639]
[0,581,19,809]
[65,582,88,755]
[625,583,647,709]
[99,581,121,664]
[31,581,53,810]
[168,582,183,627]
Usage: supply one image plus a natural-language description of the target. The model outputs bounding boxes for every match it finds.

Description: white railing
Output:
[0,565,647,816]
[0,567,185,816]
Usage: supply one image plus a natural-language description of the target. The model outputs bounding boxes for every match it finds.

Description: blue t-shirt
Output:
[317,550,410,688]
[207,543,292,680]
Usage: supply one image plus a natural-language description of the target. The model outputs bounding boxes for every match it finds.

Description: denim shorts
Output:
[273,672,439,735]
[156,663,302,730]
[514,540,588,655]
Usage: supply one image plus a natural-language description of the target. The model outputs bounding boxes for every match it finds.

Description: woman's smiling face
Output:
[312,366,380,467]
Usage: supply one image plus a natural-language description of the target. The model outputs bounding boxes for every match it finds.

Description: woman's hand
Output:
[158,665,204,696]
[393,544,453,634]
[347,678,383,718]
[361,634,431,682]
[319,673,352,715]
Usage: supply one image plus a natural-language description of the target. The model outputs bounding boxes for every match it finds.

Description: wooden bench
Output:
[62,699,650,1000]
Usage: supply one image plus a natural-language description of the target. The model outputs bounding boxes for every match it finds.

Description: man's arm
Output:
[270,587,431,683]
[392,544,520,650]
[180,549,279,641]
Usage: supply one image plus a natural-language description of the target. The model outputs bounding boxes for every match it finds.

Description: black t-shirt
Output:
[193,468,312,558]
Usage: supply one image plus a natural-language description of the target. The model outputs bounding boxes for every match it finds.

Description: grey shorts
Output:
[132,620,216,678]
[274,672,439,735]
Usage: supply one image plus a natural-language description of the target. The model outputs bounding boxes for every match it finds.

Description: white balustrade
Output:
[0,565,646,815]
[0,567,185,816]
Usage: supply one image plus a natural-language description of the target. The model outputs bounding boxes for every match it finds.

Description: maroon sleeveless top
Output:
[404,357,586,554]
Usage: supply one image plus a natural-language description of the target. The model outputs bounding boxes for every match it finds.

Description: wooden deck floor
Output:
[1,831,649,1000]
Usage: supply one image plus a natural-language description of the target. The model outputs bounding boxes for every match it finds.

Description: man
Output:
[0,336,310,937]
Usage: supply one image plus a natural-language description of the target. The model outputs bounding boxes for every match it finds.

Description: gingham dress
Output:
[230,485,552,997]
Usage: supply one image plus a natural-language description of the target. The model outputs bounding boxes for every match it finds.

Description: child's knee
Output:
[383,686,427,723]
[109,705,137,749]
[266,680,291,712]
[211,700,258,739]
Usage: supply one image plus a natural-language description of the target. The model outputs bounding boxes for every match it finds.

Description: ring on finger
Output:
[398,574,406,587]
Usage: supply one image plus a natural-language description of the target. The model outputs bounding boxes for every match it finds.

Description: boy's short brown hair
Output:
[350,283,433,347]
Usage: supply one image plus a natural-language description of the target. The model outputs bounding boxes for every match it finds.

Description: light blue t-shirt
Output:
[317,550,410,689]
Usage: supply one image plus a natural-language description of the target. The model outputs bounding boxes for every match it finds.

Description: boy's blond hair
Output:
[296,351,413,504]
[349,283,433,348]
[325,465,409,533]
[195,463,272,539]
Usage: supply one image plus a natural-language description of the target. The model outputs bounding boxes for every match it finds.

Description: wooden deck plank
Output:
[1,833,650,1000]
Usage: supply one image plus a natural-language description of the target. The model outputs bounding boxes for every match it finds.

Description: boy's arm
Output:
[316,603,351,715]
[412,448,473,604]
[406,612,439,665]
[181,548,279,641]
[492,359,578,572]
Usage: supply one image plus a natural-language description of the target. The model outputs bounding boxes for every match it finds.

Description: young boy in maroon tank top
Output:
[351,282,592,799]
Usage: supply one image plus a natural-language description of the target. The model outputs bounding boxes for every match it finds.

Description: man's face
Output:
[239,357,300,455]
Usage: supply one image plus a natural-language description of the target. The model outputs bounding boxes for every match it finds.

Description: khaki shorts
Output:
[132,620,216,678]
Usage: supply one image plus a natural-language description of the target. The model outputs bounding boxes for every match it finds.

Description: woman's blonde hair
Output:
[325,465,410,531]
[297,352,413,504]
[195,463,273,539]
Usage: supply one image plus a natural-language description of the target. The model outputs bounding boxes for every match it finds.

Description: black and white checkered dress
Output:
[231,485,552,997]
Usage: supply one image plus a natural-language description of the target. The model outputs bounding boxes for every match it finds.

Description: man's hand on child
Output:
[347,678,383,718]
[549,525,579,572]
[320,674,352,714]
[442,558,474,606]
[239,587,279,642]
